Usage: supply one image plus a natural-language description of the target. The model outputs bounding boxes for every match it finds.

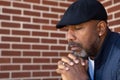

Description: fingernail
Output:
[65,67,69,70]
[70,62,74,66]
[75,59,79,64]
[81,62,85,66]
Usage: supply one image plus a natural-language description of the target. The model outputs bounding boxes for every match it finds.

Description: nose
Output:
[67,29,76,42]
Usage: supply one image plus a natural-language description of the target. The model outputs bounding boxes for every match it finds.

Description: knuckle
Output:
[61,56,68,61]
[58,60,62,65]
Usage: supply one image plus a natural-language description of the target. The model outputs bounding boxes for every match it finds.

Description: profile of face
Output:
[65,20,106,58]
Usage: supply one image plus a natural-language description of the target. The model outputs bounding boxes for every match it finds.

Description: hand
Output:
[56,53,89,80]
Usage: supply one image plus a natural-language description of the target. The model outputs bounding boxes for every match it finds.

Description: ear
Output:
[97,21,107,37]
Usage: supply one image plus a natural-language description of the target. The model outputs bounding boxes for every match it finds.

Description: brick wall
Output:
[0,0,120,80]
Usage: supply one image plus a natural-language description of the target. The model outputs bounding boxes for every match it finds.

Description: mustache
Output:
[68,41,82,48]
[68,42,88,59]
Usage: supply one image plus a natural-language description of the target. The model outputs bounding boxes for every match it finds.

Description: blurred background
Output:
[0,0,120,80]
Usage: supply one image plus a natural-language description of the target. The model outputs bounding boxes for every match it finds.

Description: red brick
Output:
[42,25,56,31]
[51,46,66,50]
[33,18,49,24]
[51,20,58,25]
[1,22,20,28]
[24,10,40,17]
[59,40,68,44]
[51,7,65,13]
[0,58,10,63]
[12,72,30,78]
[59,52,68,56]
[43,13,58,19]
[1,0,115,79]
[23,65,40,70]
[23,51,40,56]
[22,37,39,43]
[1,65,20,71]
[52,58,60,63]
[0,29,10,34]
[3,8,21,14]
[33,5,49,11]
[60,2,71,7]
[114,27,120,32]
[43,0,58,6]
[23,24,40,29]
[42,65,56,70]
[24,0,40,3]
[0,15,10,20]
[0,1,10,6]
[13,2,30,9]
[51,71,60,76]
[13,16,31,22]
[33,72,50,77]
[115,12,120,18]
[109,19,120,26]
[107,5,120,13]
[51,33,65,38]
[2,36,20,42]
[13,58,31,63]
[114,0,120,3]
[32,31,48,37]
[41,38,57,44]
[108,14,113,20]
[0,43,10,49]
[60,14,64,19]
[32,45,49,50]
[12,44,30,49]
[42,52,58,56]
[0,73,9,78]
[2,51,21,56]
[12,30,30,36]
[33,58,50,63]
[102,1,112,7]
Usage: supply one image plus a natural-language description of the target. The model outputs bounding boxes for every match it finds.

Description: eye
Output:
[62,27,69,31]
[74,26,83,30]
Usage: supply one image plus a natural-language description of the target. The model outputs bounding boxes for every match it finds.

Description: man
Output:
[56,0,120,80]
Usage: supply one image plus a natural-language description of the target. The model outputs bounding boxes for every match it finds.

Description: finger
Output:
[80,58,87,66]
[68,53,76,60]
[61,56,74,66]
[58,61,65,69]
[68,53,79,64]
[58,61,69,70]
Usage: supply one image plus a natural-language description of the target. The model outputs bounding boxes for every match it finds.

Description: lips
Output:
[70,45,82,52]
[71,46,80,51]
[68,42,82,51]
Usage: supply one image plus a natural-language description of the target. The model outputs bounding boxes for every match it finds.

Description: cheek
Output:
[84,33,99,49]
[76,31,98,49]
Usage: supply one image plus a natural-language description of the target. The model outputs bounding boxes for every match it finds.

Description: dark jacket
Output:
[94,29,120,80]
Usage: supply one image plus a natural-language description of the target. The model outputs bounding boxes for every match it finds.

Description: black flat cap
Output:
[56,0,107,28]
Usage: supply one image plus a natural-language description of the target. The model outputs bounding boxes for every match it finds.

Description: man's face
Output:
[65,20,100,57]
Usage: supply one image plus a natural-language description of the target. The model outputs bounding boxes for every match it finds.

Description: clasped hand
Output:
[56,53,89,80]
